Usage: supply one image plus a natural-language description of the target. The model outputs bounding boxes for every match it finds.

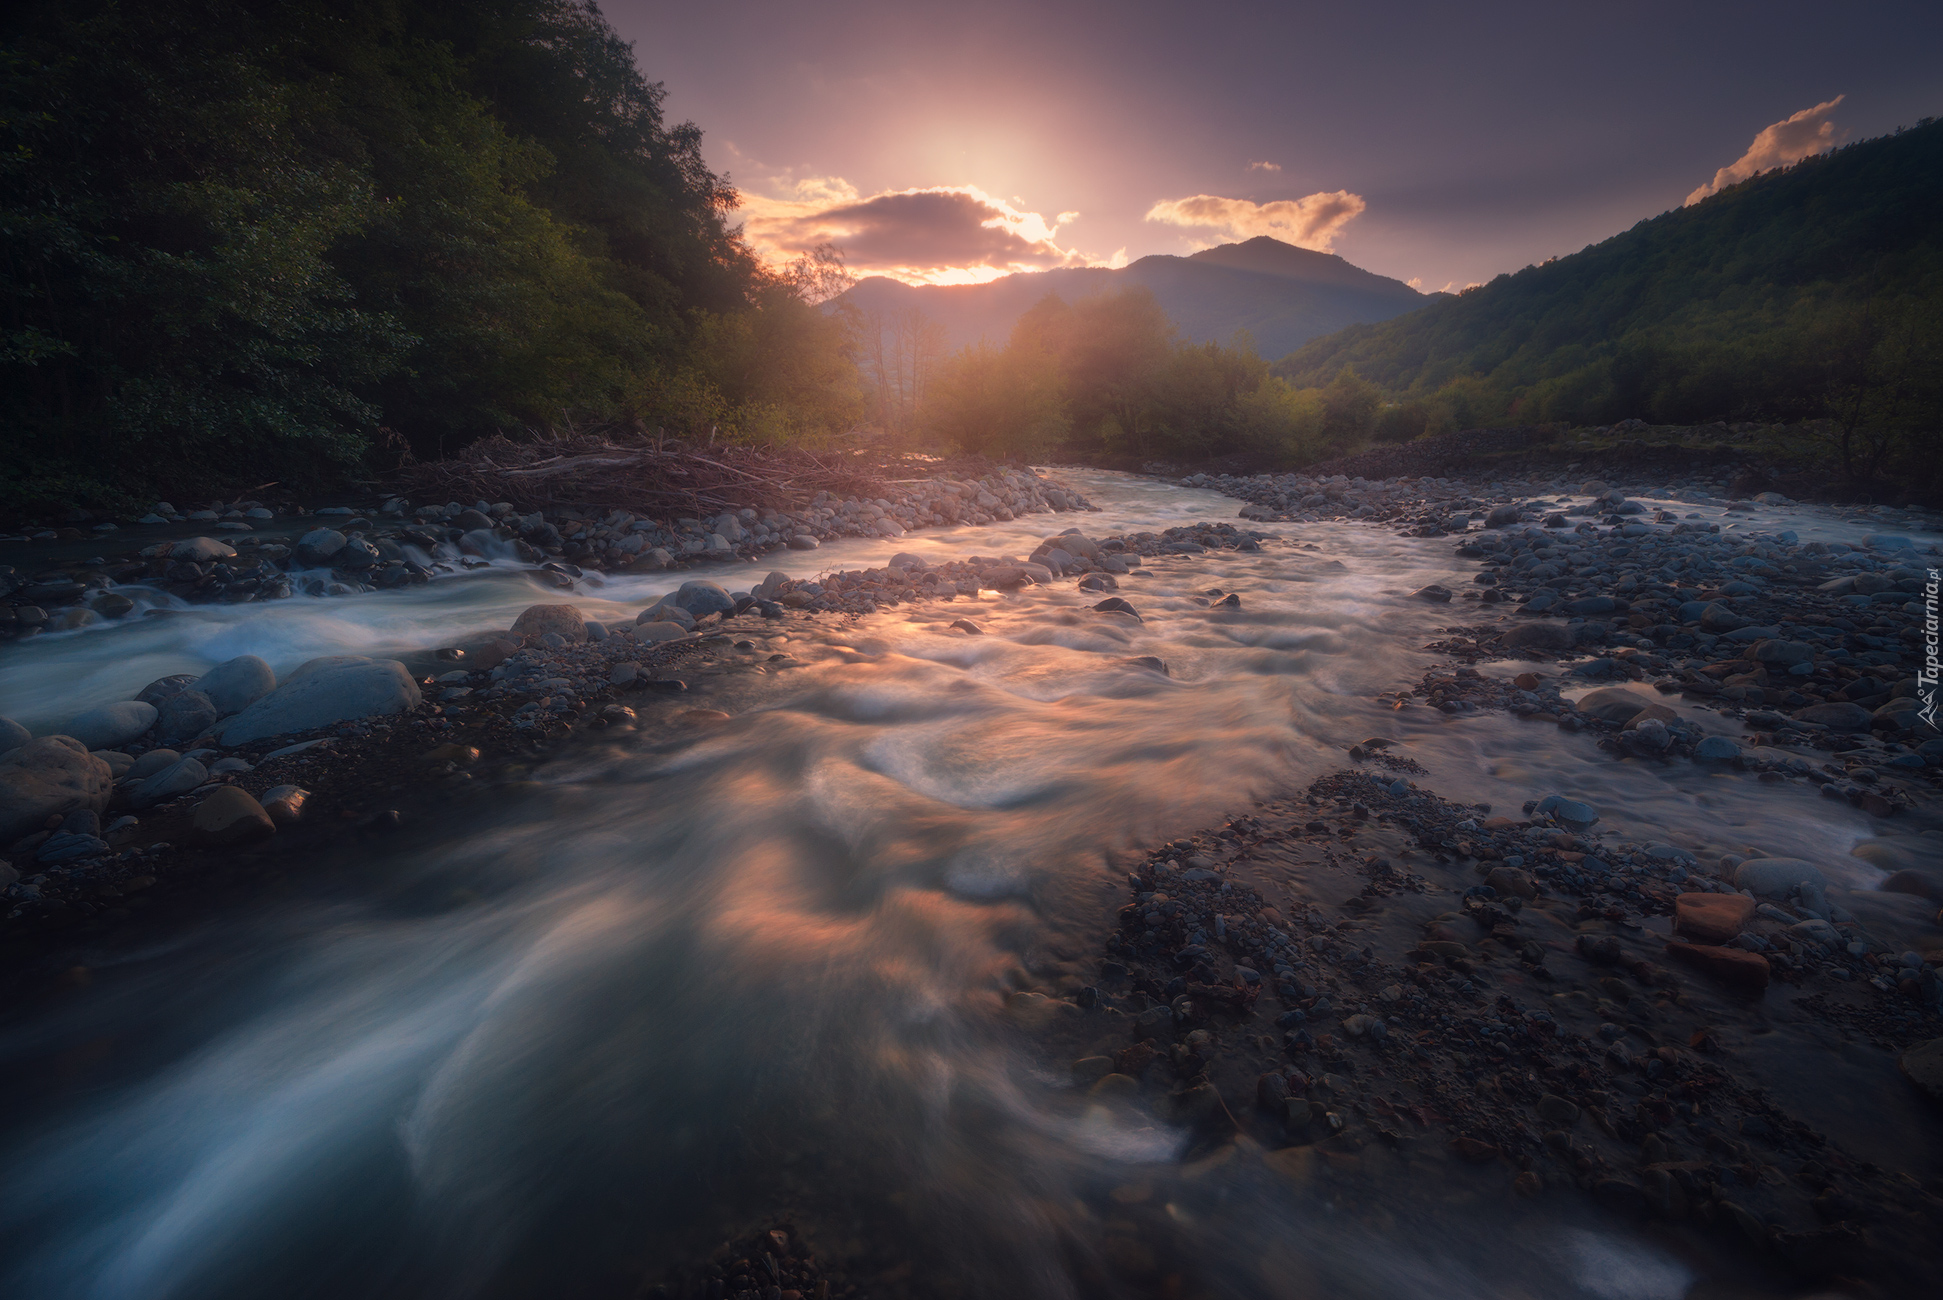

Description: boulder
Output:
[59,700,158,750]
[1535,794,1599,831]
[1412,584,1452,602]
[510,604,589,644]
[1746,639,1814,668]
[0,736,114,841]
[1693,736,1743,762]
[155,689,220,744]
[670,580,735,619]
[0,715,30,755]
[1503,623,1576,653]
[1695,602,1748,633]
[1791,702,1873,733]
[1673,893,1755,944]
[292,528,348,567]
[1902,1038,1943,1106]
[169,537,235,562]
[218,659,422,745]
[1575,688,1654,724]
[190,786,276,848]
[135,674,200,707]
[632,621,689,644]
[1733,857,1826,898]
[128,756,208,808]
[126,749,181,780]
[195,654,277,713]
[1665,940,1770,992]
[1485,504,1521,528]
[1485,865,1537,899]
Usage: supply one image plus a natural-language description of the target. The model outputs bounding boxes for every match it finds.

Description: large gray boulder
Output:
[1575,688,1655,724]
[1734,857,1827,898]
[219,659,422,745]
[155,690,221,745]
[195,654,277,713]
[135,674,200,707]
[293,528,348,567]
[510,604,589,644]
[0,736,113,841]
[670,580,734,619]
[0,716,29,755]
[1792,702,1874,733]
[58,700,157,750]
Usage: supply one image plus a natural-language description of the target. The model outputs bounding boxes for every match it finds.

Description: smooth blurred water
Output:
[0,472,1927,1299]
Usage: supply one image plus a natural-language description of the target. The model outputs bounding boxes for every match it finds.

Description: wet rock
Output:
[125,748,181,780]
[1674,893,1755,943]
[786,533,819,550]
[631,618,690,645]
[950,618,983,635]
[1879,869,1943,903]
[194,654,277,713]
[59,700,158,751]
[1901,1038,1943,1106]
[1412,584,1453,602]
[1665,939,1770,992]
[190,786,275,847]
[1694,735,1743,762]
[1485,865,1537,899]
[135,674,200,707]
[1733,857,1826,898]
[1503,622,1576,652]
[91,593,136,619]
[1577,934,1624,965]
[1696,602,1749,633]
[671,580,735,619]
[260,785,309,825]
[0,716,29,755]
[218,659,421,745]
[0,736,114,840]
[1535,1094,1580,1127]
[169,537,235,562]
[1791,702,1873,733]
[155,689,220,744]
[1093,597,1142,620]
[510,604,589,644]
[1535,793,1599,831]
[1485,504,1522,528]
[128,756,207,809]
[1575,688,1654,724]
[292,528,348,566]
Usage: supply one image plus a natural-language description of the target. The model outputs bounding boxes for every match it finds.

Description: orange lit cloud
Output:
[1143,190,1366,252]
[736,180,1095,285]
[1685,97,1844,205]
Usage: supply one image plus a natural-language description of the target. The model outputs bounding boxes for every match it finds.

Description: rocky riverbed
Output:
[0,466,1937,1300]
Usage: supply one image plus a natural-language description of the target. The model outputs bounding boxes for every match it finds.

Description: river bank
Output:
[0,467,1937,1300]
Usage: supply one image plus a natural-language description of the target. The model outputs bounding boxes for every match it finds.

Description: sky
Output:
[603,0,1942,291]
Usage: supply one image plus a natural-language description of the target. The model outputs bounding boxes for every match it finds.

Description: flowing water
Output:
[0,472,1927,1299]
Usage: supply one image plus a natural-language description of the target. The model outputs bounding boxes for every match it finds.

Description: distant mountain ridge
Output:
[837,237,1428,359]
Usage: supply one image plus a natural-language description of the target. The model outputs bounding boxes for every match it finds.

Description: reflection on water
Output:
[0,472,1921,1298]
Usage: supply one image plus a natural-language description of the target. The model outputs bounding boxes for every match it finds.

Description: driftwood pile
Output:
[387,432,995,517]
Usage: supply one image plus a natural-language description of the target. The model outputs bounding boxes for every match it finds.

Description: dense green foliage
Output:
[916,286,1389,466]
[1,0,859,509]
[1274,118,1943,485]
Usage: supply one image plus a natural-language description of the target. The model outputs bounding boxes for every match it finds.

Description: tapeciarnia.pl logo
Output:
[1922,567,1939,731]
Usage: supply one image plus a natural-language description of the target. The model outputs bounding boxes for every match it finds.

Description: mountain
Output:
[837,237,1428,359]
[1272,117,1943,432]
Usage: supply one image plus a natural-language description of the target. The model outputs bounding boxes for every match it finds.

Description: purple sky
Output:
[603,0,1941,289]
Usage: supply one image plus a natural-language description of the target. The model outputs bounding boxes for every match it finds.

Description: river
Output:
[0,470,1917,1299]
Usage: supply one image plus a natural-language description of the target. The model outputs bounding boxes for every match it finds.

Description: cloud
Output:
[1143,190,1366,252]
[735,179,1093,285]
[1247,161,1282,172]
[1685,97,1845,205]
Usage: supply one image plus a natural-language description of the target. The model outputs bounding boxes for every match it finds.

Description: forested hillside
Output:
[1274,117,1943,475]
[1,0,859,509]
